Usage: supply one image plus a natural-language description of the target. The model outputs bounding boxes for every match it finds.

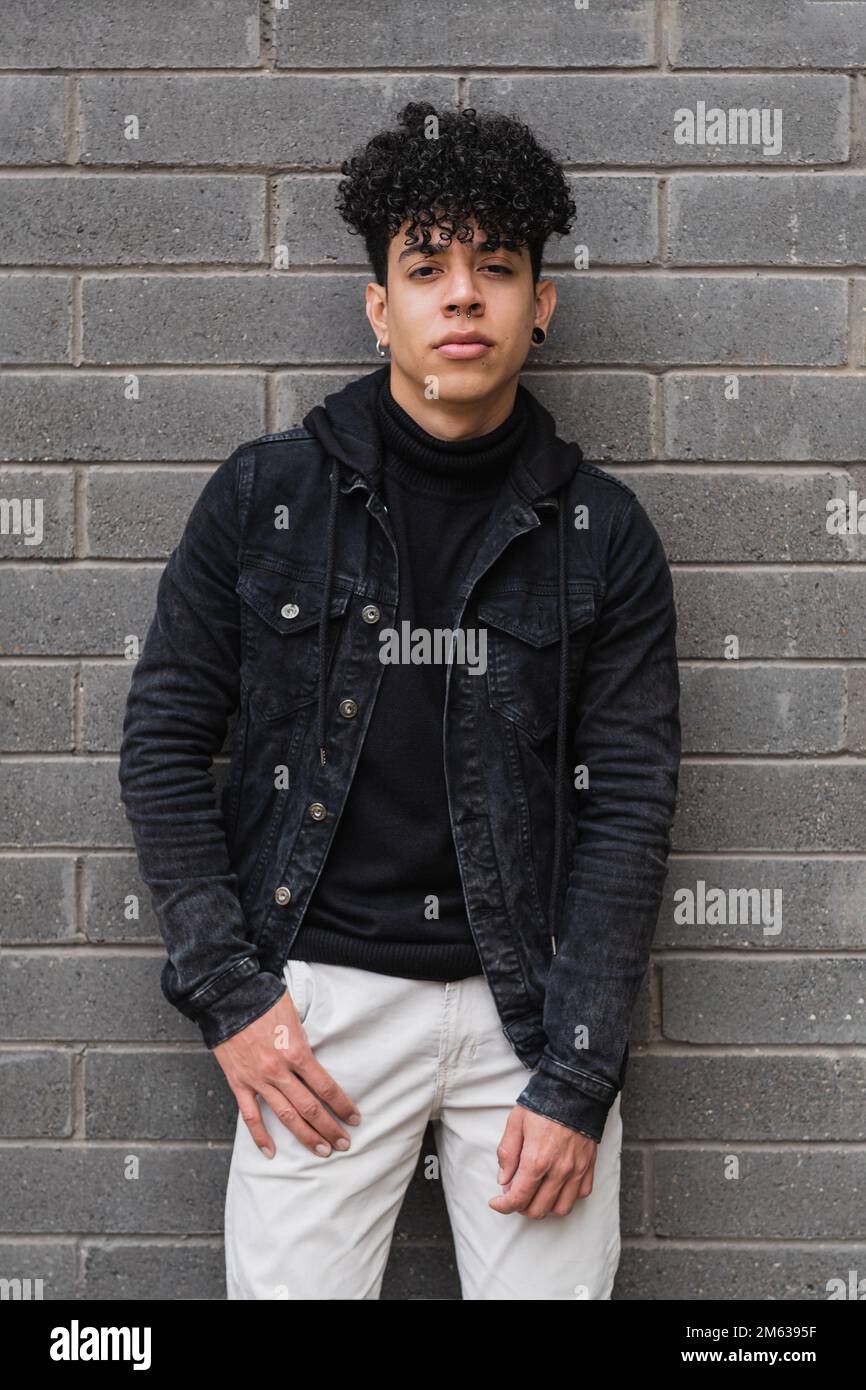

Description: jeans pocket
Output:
[284,958,314,1026]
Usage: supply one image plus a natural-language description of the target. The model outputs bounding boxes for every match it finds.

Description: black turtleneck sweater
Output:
[290,376,528,980]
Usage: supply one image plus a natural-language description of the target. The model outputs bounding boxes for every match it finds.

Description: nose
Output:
[444,271,483,319]
[446,288,482,318]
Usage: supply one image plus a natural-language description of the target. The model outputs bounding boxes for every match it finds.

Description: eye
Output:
[407,263,514,279]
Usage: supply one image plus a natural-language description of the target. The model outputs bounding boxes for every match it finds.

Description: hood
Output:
[303,362,581,506]
[301,363,583,956]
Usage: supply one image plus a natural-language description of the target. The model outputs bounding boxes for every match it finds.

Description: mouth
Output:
[435,337,494,360]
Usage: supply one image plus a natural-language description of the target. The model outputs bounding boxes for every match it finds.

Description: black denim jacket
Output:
[118,364,681,1143]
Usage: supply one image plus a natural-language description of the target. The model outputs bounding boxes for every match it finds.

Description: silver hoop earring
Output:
[375,338,388,356]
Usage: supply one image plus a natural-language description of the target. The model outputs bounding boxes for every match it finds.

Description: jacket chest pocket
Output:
[476,584,598,742]
[236,562,351,722]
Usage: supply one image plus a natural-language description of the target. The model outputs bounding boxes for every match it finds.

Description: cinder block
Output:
[0,77,65,162]
[670,0,866,70]
[0,665,74,750]
[667,373,866,461]
[0,373,265,461]
[0,1145,229,1233]
[80,75,458,166]
[0,177,265,267]
[0,1051,73,1137]
[659,856,866,948]
[469,74,849,165]
[0,0,260,68]
[672,763,866,852]
[654,1148,866,1238]
[85,1049,238,1140]
[545,275,846,366]
[679,666,845,753]
[0,278,70,362]
[275,1,656,68]
[662,958,866,1043]
[623,1054,866,1140]
[670,174,866,265]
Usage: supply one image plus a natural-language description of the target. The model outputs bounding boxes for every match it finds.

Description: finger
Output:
[276,1061,366,1150]
[577,1162,596,1200]
[236,1087,277,1159]
[495,1107,524,1185]
[257,1080,343,1157]
[520,1168,571,1220]
[290,1049,363,1129]
[488,1157,548,1214]
[552,1175,584,1216]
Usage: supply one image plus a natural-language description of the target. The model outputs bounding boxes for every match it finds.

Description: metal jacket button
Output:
[361,604,380,623]
[308,802,327,820]
[339,698,358,718]
[280,602,299,619]
[274,885,292,905]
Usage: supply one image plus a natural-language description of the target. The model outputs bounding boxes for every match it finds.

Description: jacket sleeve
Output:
[117,445,287,1048]
[515,490,681,1142]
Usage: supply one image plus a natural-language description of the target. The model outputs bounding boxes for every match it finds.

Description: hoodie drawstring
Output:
[548,491,569,957]
[314,449,569,961]
[317,459,340,765]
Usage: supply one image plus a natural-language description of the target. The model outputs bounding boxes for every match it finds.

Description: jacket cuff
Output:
[188,962,287,1049]
[515,1058,618,1143]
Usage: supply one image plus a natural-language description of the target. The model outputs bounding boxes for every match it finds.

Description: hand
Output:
[489,1104,598,1218]
[213,991,362,1160]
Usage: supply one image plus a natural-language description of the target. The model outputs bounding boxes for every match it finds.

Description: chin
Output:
[426,357,498,388]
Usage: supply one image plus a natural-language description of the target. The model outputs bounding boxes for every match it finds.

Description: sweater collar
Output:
[375,375,528,498]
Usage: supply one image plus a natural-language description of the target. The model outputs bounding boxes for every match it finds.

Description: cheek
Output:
[495,335,527,362]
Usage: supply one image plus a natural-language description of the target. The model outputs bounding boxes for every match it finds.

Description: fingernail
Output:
[315,1142,331,1156]
[261,1146,275,1159]
[335,1138,350,1151]
[348,1113,362,1125]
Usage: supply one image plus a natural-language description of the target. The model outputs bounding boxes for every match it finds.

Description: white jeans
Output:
[224,958,623,1300]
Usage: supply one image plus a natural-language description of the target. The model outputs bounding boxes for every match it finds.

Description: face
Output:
[365,213,556,414]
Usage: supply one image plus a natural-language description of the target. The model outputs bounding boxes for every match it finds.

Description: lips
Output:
[436,341,492,360]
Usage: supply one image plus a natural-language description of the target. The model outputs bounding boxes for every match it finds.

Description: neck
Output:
[387,362,520,440]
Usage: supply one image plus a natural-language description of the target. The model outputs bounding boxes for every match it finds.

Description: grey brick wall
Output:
[1,0,865,1301]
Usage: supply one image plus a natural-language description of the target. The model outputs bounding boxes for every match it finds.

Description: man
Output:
[118,101,681,1300]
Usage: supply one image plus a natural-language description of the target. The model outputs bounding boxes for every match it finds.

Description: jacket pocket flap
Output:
[477,585,597,648]
[236,565,351,635]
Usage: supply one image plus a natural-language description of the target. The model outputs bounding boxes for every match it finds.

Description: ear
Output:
[365,282,388,343]
[533,277,557,335]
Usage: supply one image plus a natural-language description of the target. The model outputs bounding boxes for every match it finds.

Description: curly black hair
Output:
[335,101,576,288]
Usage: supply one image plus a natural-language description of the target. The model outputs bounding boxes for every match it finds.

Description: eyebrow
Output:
[397,238,523,264]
